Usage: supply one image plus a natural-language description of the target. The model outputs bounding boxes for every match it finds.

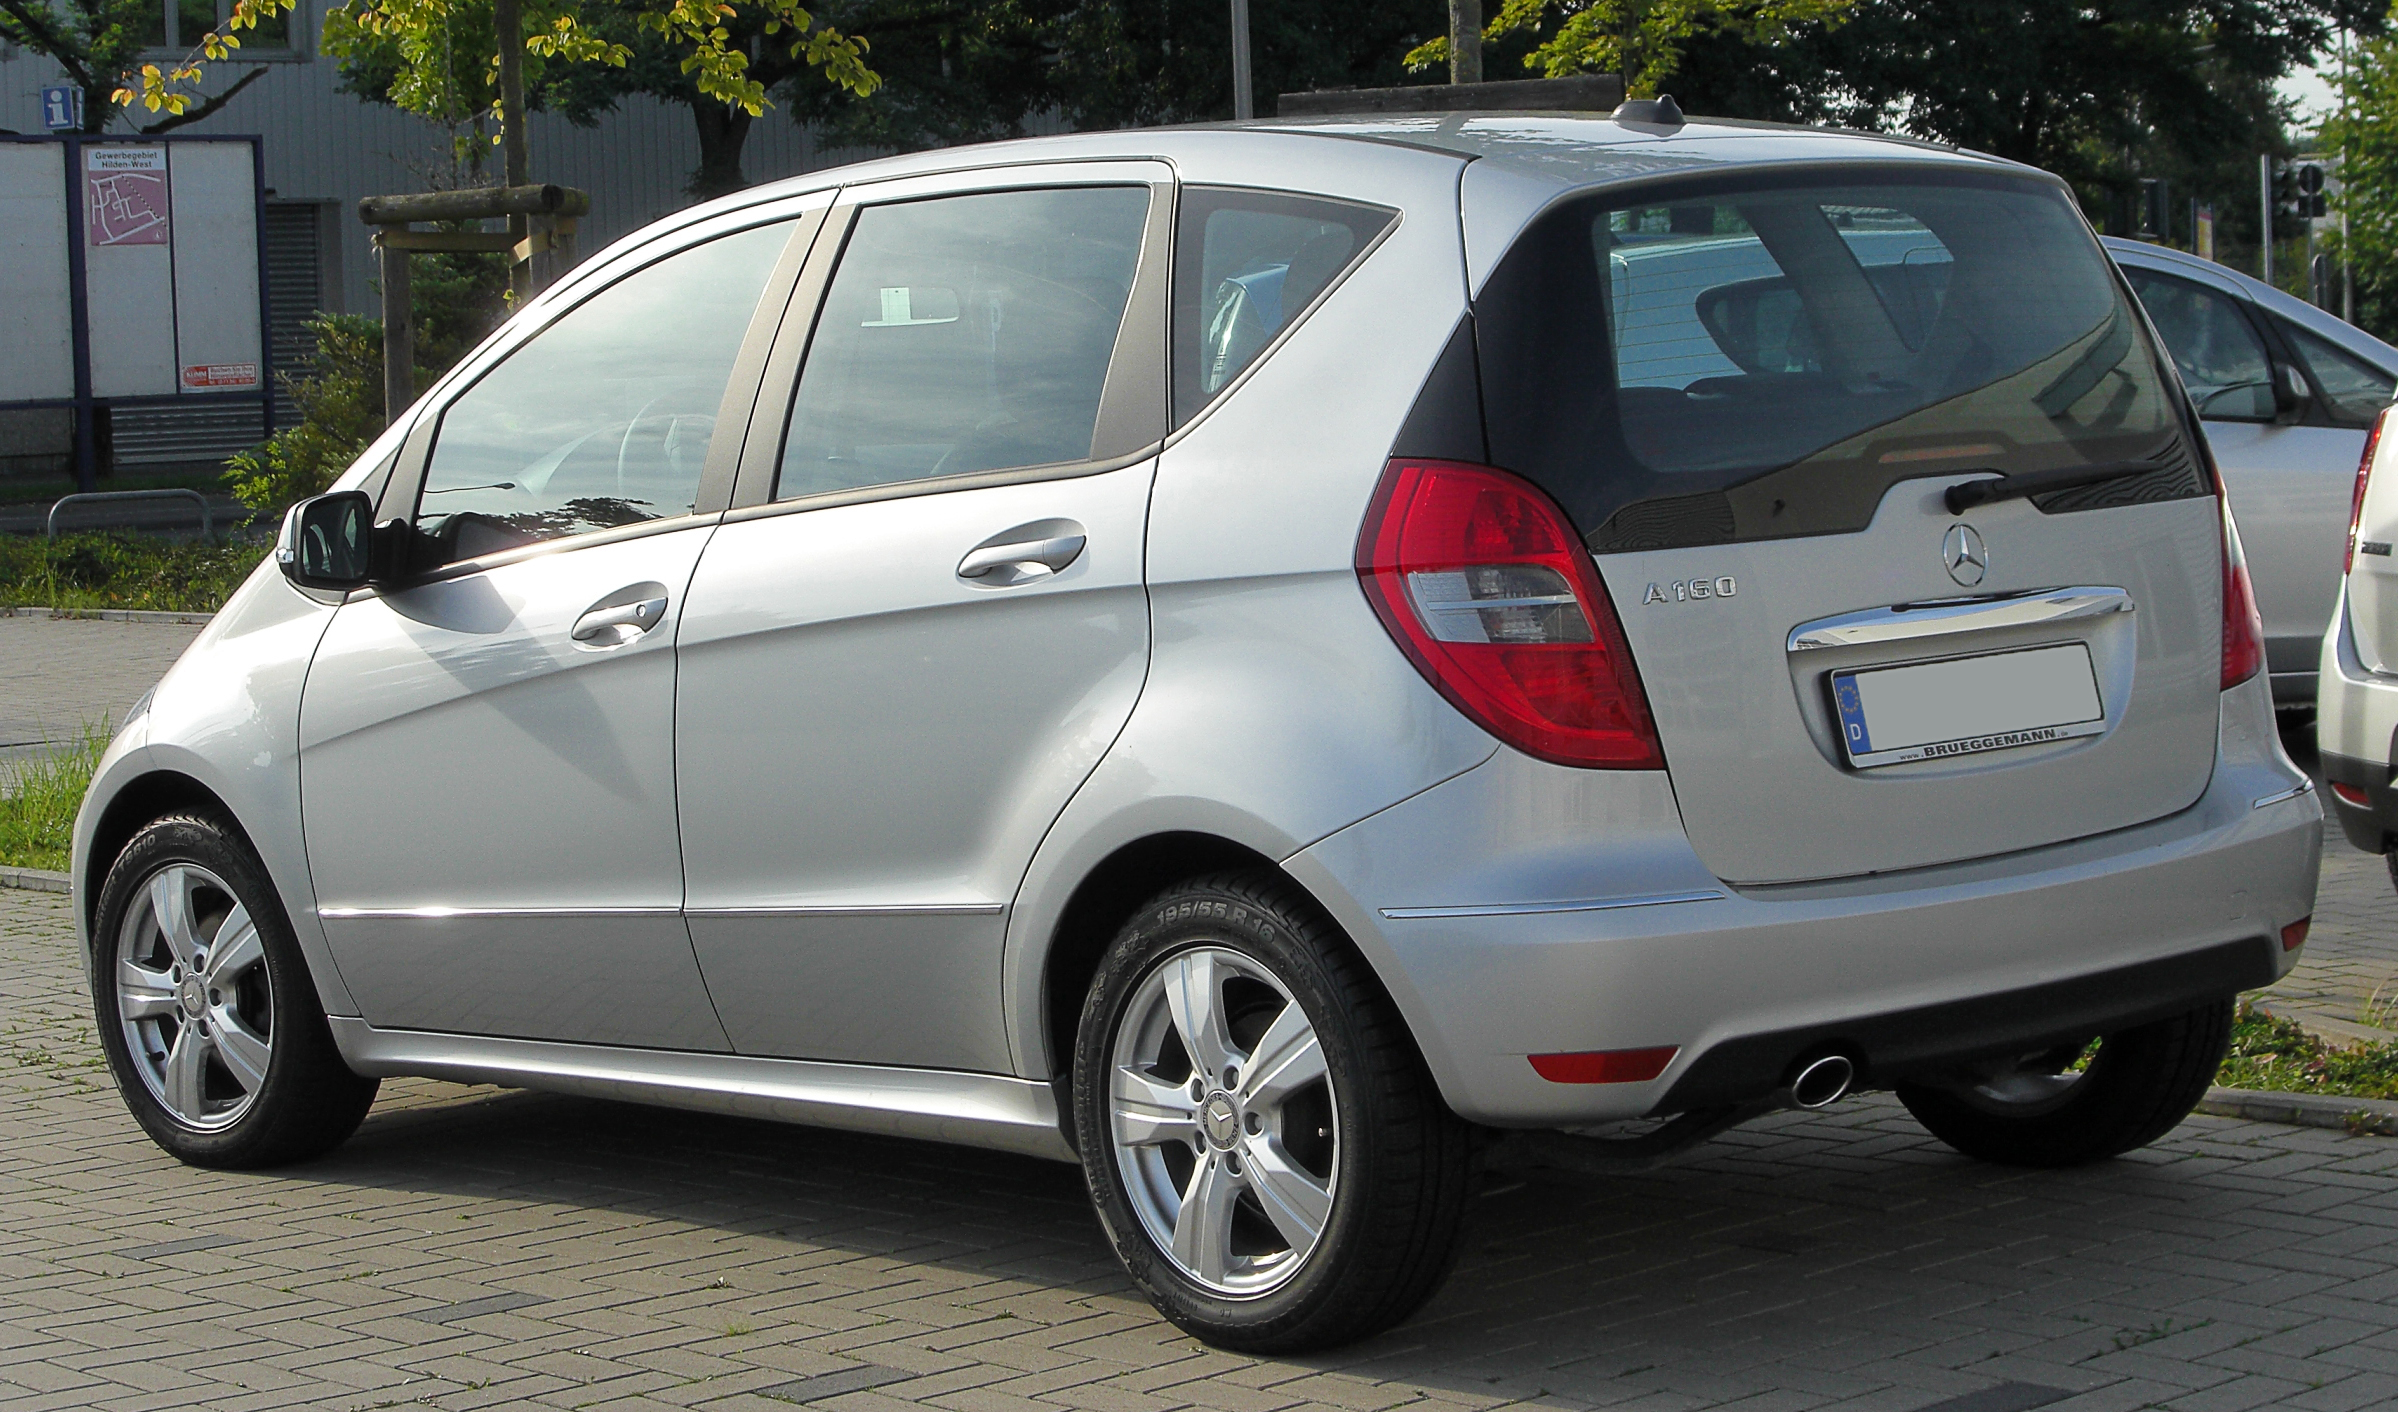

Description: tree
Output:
[0,0,274,133]
[2329,26,2398,337]
[1403,0,1850,98]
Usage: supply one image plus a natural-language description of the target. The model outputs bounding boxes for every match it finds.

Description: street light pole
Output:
[2260,152,2273,286]
[1230,0,1254,120]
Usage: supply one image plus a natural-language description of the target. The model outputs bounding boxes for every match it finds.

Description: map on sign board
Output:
[85,147,170,247]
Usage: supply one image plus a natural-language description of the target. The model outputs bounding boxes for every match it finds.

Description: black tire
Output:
[89,813,378,1169]
[1072,871,1473,1353]
[1896,998,2234,1168]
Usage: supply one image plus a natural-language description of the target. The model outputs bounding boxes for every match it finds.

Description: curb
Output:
[2195,1085,2398,1135]
[1,606,215,626]
[0,866,70,895]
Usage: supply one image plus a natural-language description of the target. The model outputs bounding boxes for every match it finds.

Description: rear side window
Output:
[2122,270,2275,422]
[777,186,1151,501]
[2281,320,2396,427]
[1477,175,2204,552]
[1171,188,1396,427]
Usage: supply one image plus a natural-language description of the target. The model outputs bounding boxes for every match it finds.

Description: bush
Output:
[225,247,510,514]
[0,532,263,613]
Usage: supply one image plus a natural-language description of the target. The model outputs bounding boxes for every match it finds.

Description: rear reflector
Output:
[2282,917,2311,952]
[1357,459,1663,769]
[1528,1046,1679,1084]
[2333,781,2371,807]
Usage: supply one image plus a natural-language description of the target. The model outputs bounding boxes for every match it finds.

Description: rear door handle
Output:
[573,593,669,646]
[957,520,1087,586]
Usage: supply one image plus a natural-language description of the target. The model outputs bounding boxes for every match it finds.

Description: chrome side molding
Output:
[328,1018,1076,1162]
[1380,888,1725,920]
[1787,586,2133,653]
[2250,779,2314,810]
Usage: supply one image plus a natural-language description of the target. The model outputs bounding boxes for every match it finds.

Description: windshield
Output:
[1475,173,2206,551]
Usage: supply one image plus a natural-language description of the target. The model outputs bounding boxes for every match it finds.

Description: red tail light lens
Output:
[1529,1046,1679,1084]
[2348,406,2390,575]
[2220,496,2265,691]
[1357,459,1663,769]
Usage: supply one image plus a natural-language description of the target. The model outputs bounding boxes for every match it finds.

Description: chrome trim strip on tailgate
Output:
[327,1018,1076,1162]
[1787,586,2134,653]
[1380,889,1725,920]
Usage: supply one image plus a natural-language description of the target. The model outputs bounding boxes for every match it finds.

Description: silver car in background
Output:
[2107,238,2398,703]
[75,114,2319,1353]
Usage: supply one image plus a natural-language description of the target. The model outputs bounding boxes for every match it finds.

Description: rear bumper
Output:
[2320,587,2398,853]
[1287,673,2319,1126]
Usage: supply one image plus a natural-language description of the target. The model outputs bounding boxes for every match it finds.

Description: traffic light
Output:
[2276,159,2330,221]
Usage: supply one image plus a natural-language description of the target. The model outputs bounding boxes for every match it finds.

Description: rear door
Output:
[2121,264,2382,693]
[674,164,1169,1071]
[1475,170,2225,884]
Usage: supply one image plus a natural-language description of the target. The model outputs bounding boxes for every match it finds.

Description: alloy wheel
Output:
[1107,945,1339,1297]
[114,863,274,1132]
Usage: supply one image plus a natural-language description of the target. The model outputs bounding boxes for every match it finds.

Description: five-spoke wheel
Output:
[115,863,275,1131]
[91,814,378,1169]
[1075,872,1471,1353]
[1108,946,1338,1296]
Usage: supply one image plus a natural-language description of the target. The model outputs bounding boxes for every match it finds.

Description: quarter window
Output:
[413,219,795,567]
[1171,189,1395,427]
[2280,320,2397,427]
[2121,271,2276,422]
[776,186,1152,501]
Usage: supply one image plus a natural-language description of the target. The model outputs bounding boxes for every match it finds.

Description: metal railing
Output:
[46,489,213,541]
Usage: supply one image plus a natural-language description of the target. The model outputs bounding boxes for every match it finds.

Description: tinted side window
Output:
[415,221,795,566]
[776,186,1151,501]
[2121,271,2275,421]
[1171,189,1397,427]
[2281,320,2397,427]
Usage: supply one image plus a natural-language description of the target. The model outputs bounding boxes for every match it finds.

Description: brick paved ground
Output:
[10,885,2398,1412]
[0,616,203,770]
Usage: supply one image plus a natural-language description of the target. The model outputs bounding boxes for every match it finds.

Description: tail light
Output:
[2347,406,2390,574]
[1356,459,1663,769]
[2220,496,2264,691]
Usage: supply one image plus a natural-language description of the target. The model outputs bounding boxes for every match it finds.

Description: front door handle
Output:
[572,593,668,646]
[957,520,1087,586]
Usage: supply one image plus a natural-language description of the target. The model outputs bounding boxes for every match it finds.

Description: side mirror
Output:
[2273,362,2310,423]
[276,490,375,591]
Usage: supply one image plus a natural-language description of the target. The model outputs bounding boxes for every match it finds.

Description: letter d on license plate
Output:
[1831,643,2105,769]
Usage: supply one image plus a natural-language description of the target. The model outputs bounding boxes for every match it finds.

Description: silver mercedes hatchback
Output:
[76,110,2321,1353]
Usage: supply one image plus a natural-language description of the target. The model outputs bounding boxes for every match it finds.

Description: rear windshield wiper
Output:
[1944,462,2157,515]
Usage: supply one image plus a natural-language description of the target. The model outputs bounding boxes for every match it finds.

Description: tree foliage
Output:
[1405,0,1850,97]
[0,0,271,131]
[2328,26,2398,338]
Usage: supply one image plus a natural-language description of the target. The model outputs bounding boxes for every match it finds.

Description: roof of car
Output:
[729,113,2020,207]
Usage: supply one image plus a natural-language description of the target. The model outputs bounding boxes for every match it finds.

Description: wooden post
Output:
[494,0,532,298]
[378,231,413,428]
[1450,0,1482,85]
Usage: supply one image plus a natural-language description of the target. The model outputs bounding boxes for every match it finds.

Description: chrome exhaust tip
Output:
[1787,1054,1855,1110]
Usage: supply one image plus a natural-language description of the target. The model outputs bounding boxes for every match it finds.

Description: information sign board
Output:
[40,85,81,132]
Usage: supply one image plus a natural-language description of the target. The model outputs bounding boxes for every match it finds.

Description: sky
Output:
[2284,62,2340,132]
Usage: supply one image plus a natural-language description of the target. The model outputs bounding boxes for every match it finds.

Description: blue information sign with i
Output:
[41,85,83,132]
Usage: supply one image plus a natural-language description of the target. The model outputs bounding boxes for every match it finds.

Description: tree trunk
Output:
[689,103,755,200]
[1449,0,1481,84]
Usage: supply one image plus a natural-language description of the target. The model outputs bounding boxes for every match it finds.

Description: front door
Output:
[675,167,1170,1072]
[300,213,813,1049]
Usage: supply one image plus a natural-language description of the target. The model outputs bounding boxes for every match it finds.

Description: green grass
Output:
[0,469,232,506]
[0,531,262,613]
[2216,1002,2398,1102]
[0,727,106,873]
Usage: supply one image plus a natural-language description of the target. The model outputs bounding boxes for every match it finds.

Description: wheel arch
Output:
[82,768,241,933]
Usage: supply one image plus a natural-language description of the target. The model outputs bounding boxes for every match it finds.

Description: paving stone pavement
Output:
[10,886,2398,1412]
[0,616,204,769]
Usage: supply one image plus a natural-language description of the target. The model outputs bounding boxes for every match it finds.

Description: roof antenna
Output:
[1613,93,1685,128]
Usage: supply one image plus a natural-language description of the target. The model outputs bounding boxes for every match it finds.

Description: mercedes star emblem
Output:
[1942,523,1989,587]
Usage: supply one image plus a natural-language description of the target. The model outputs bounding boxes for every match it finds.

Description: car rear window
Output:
[1475,172,2207,552]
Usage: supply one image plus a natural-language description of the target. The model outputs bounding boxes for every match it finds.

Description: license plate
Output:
[1831,643,2104,769]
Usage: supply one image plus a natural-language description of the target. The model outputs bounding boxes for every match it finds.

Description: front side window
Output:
[776,186,1151,501]
[2122,271,2275,422]
[1171,189,1395,427]
[1478,175,2202,551]
[413,219,794,567]
[2281,320,2397,427]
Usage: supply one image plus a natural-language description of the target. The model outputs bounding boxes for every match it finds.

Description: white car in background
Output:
[2106,238,2398,704]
